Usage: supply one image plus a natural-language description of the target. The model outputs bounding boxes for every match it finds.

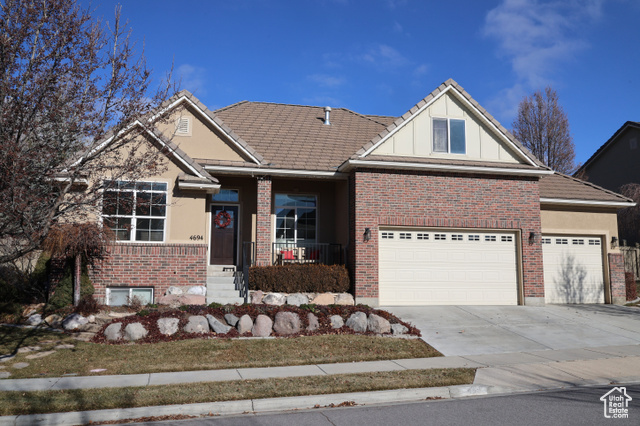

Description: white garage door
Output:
[542,235,605,304]
[379,229,519,305]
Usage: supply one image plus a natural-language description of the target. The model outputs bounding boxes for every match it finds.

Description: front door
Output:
[210,205,238,265]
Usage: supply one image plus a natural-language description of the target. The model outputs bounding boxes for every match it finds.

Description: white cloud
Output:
[307,74,346,88]
[177,64,207,95]
[359,44,409,68]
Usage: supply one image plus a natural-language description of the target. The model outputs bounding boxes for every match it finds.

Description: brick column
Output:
[256,176,272,266]
[609,253,626,304]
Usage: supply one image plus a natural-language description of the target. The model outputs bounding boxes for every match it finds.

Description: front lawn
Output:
[1,326,439,379]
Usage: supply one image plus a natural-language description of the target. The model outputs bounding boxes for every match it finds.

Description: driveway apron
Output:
[382,305,640,356]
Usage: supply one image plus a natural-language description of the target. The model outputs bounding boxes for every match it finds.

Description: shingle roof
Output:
[539,172,633,204]
[213,102,389,171]
[353,79,546,168]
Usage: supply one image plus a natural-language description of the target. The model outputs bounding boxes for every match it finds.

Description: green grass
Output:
[0,368,476,416]
[1,326,440,379]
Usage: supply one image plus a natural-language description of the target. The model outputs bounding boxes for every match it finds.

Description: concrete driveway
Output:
[382,304,640,356]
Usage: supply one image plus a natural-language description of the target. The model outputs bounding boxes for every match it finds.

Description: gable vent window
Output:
[176,117,191,136]
[433,118,466,154]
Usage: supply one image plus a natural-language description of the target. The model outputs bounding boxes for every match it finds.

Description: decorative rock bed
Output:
[250,291,355,306]
[92,304,420,344]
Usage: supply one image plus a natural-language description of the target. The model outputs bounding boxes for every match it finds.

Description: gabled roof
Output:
[213,101,389,172]
[576,121,640,174]
[353,78,546,169]
[540,172,634,207]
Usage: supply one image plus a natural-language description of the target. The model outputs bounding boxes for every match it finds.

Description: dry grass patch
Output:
[1,327,439,379]
[0,368,475,416]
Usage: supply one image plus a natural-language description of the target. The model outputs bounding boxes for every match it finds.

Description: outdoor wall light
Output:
[364,227,371,242]
[611,236,618,249]
[528,231,539,245]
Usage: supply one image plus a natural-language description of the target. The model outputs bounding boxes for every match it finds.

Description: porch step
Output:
[207,296,245,305]
[206,273,244,305]
[207,276,235,285]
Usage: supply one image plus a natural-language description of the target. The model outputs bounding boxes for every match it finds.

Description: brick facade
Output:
[350,169,544,304]
[256,176,272,266]
[608,252,626,304]
[90,243,207,304]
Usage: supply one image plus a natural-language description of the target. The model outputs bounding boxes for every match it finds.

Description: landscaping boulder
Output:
[367,313,391,334]
[334,293,355,306]
[311,293,334,305]
[44,314,63,328]
[251,290,264,304]
[186,286,207,296]
[307,313,319,331]
[346,312,367,333]
[207,314,232,334]
[184,315,209,334]
[236,315,253,334]
[262,293,286,306]
[391,323,409,335]
[27,314,42,326]
[157,317,180,336]
[273,311,301,335]
[157,294,206,307]
[87,315,96,323]
[252,315,273,337]
[330,315,344,329]
[286,293,308,306]
[104,323,123,341]
[124,323,148,341]
[166,286,184,295]
[224,313,239,326]
[62,313,88,331]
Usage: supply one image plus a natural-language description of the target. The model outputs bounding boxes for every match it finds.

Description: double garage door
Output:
[379,229,519,305]
[379,228,606,305]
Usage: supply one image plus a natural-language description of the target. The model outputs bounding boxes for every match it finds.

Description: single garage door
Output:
[542,235,605,304]
[379,229,519,305]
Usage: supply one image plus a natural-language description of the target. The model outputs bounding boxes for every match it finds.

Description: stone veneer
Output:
[350,169,544,306]
[89,244,207,304]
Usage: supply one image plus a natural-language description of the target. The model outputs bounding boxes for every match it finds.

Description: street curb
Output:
[0,384,483,426]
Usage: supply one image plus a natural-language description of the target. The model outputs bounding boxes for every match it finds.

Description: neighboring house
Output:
[90,78,634,307]
[576,121,640,192]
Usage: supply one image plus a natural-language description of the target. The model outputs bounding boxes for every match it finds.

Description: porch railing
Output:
[271,242,343,266]
[240,241,256,303]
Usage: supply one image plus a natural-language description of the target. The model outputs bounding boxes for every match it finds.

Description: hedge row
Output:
[249,264,350,293]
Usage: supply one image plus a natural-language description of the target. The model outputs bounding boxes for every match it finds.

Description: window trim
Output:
[106,287,154,306]
[274,193,318,244]
[432,117,466,154]
[101,180,169,244]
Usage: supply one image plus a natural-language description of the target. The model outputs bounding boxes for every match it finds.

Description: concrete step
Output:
[206,296,245,305]
[207,289,243,298]
[207,276,235,285]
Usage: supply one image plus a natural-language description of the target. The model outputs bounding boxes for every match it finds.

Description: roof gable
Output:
[355,79,544,168]
[577,121,640,172]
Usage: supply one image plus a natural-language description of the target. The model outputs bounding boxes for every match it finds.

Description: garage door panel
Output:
[379,229,518,305]
[543,235,604,304]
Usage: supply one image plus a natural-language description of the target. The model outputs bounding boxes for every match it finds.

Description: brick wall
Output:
[89,243,207,303]
[608,252,626,304]
[350,169,544,302]
[256,176,272,266]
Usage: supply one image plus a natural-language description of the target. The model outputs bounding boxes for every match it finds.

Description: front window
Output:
[102,180,167,242]
[211,189,239,202]
[433,118,466,154]
[275,194,316,243]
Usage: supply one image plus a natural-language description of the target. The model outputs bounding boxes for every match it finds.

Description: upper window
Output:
[275,194,316,243]
[212,189,239,202]
[102,181,167,242]
[433,118,465,154]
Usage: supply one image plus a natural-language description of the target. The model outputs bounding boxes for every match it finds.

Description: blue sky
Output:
[87,0,639,165]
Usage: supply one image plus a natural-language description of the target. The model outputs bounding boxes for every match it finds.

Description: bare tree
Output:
[512,87,576,174]
[618,183,640,246]
[0,0,175,265]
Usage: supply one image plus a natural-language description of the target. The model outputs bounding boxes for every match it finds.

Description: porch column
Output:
[256,176,272,266]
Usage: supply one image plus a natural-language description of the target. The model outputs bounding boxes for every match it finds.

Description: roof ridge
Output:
[338,107,396,126]
[213,100,249,113]
[552,171,633,202]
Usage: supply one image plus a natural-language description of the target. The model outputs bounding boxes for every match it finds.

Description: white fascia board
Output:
[52,176,89,185]
[360,86,537,167]
[341,159,553,177]
[177,181,221,193]
[540,198,636,208]
[166,97,262,165]
[139,126,206,178]
[203,165,347,179]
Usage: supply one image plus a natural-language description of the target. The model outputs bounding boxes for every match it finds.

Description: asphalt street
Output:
[129,384,640,426]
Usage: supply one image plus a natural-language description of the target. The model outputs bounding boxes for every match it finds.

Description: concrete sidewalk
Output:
[1,344,640,425]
